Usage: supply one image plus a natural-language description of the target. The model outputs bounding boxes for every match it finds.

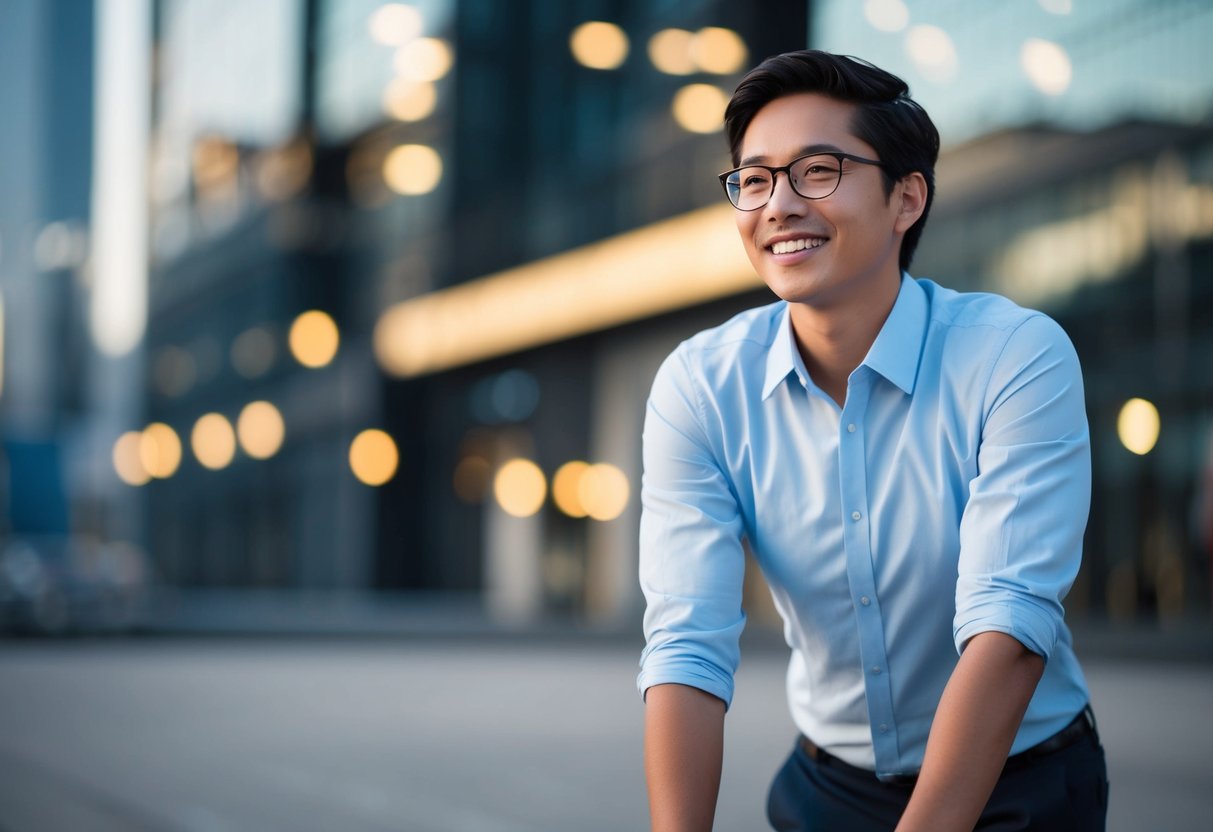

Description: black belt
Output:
[798,705,1099,787]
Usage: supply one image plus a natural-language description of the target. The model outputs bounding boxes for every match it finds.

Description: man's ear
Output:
[893,172,928,234]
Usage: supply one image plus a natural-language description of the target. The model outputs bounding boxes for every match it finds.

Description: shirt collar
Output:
[761,274,928,401]
[762,303,804,400]
[860,273,928,396]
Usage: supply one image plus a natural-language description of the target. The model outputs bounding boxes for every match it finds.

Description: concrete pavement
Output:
[0,637,1208,831]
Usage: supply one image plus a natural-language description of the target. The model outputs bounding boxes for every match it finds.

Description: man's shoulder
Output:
[673,300,785,366]
[920,278,1051,334]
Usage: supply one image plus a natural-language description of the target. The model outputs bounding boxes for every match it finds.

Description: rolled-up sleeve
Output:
[954,315,1091,661]
[637,348,746,708]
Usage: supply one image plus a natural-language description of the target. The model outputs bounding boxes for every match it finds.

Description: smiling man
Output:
[637,51,1108,831]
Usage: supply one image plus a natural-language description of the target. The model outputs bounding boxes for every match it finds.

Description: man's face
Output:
[733,93,908,310]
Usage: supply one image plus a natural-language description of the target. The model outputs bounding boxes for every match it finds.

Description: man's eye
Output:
[742,174,771,189]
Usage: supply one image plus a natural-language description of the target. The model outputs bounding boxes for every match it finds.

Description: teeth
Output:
[770,238,824,254]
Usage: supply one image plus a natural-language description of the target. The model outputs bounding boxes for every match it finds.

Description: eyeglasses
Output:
[718,152,885,211]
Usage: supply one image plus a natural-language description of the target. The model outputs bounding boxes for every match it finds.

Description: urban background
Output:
[0,1,1211,830]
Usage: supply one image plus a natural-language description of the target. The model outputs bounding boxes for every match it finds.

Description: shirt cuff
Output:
[954,588,1060,661]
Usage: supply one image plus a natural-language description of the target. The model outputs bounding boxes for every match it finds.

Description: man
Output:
[637,51,1107,831]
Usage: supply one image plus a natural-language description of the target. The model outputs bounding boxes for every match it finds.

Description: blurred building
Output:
[135,0,807,627]
[2,0,1210,633]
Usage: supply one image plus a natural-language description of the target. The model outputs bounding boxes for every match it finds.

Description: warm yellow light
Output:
[368,3,423,46]
[192,413,237,470]
[569,21,629,70]
[383,143,443,196]
[349,429,399,486]
[580,463,630,521]
[1020,38,1072,96]
[394,37,453,82]
[237,401,285,460]
[288,310,340,368]
[113,431,151,486]
[691,28,747,75]
[494,458,547,518]
[140,422,182,479]
[552,460,590,518]
[672,83,729,134]
[1118,398,1160,455]
[383,78,437,121]
[253,137,313,202]
[453,454,492,503]
[373,203,757,378]
[648,28,695,75]
[192,136,239,192]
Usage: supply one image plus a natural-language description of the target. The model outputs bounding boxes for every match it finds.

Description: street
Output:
[0,637,1209,831]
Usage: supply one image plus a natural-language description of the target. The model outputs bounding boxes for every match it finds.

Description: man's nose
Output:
[765,171,806,218]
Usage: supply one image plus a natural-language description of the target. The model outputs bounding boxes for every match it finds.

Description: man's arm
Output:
[645,683,727,832]
[895,632,1044,832]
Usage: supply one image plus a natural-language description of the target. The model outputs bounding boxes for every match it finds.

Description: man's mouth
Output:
[768,237,827,254]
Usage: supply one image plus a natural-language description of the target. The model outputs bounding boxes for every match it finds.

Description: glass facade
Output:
[814,0,1213,622]
[3,0,1208,633]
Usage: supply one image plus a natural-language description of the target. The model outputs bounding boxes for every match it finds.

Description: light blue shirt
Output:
[637,274,1091,780]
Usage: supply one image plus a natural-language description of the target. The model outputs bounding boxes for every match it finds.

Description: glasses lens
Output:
[727,168,773,210]
[790,155,842,200]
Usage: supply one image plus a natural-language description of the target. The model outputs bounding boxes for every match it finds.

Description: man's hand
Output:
[644,683,727,832]
[896,631,1045,832]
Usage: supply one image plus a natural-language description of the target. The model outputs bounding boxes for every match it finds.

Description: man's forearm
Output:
[896,631,1045,832]
[644,683,727,832]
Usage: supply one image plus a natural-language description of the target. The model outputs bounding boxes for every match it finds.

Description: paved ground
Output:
[0,637,1209,831]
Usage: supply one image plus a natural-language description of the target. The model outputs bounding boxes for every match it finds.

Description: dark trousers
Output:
[767,713,1108,831]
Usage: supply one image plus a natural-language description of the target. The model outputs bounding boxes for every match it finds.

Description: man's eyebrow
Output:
[739,143,847,166]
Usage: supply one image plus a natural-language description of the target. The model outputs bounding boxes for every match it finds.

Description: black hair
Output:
[724,50,940,271]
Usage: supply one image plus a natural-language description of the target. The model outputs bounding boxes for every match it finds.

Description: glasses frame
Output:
[718,151,886,211]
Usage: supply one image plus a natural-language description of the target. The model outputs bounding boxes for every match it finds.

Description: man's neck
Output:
[789,273,902,407]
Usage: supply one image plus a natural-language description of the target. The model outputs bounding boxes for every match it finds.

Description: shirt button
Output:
[847,423,857,433]
[879,723,889,734]
[859,596,870,606]
[851,511,861,521]
[871,666,882,675]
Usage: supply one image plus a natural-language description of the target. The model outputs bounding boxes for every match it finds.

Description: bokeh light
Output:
[493,458,547,518]
[864,0,910,32]
[192,413,237,470]
[453,454,492,503]
[113,431,151,486]
[394,37,453,82]
[1117,397,1160,455]
[905,24,959,84]
[383,143,443,195]
[383,78,437,122]
[569,21,629,70]
[288,310,340,368]
[231,326,277,378]
[691,27,747,74]
[237,401,285,460]
[368,3,423,47]
[648,28,695,75]
[671,84,729,133]
[1020,38,1072,96]
[349,429,399,486]
[579,463,630,521]
[552,460,590,518]
[253,138,313,202]
[140,422,182,479]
